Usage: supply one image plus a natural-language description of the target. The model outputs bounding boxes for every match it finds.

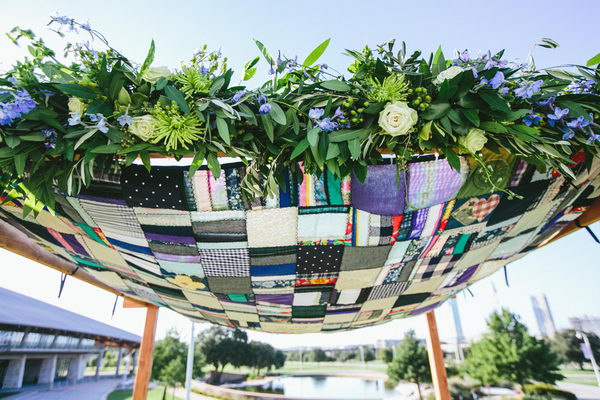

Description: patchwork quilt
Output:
[2,155,599,333]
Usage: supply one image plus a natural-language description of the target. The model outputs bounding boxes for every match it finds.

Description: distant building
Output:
[0,287,140,391]
[570,316,600,336]
[531,294,557,337]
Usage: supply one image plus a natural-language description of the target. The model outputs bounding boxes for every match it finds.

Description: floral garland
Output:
[1,16,600,212]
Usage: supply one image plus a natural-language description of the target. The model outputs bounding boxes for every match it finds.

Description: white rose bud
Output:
[129,115,157,141]
[378,101,418,136]
[459,128,488,153]
[142,66,171,84]
[67,97,86,115]
[433,66,464,86]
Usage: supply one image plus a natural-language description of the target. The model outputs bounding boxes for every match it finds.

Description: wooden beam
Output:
[123,297,149,308]
[133,304,159,400]
[542,197,600,246]
[425,310,450,400]
[0,218,121,296]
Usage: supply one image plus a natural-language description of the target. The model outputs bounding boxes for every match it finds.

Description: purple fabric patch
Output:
[77,194,127,205]
[410,301,439,316]
[351,165,405,216]
[255,293,294,305]
[409,208,429,239]
[407,158,467,210]
[153,253,202,263]
[447,265,478,287]
[145,233,196,245]
[62,233,90,257]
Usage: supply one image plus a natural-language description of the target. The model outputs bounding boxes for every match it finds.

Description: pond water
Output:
[238,376,417,399]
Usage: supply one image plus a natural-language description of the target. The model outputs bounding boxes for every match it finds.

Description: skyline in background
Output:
[1,0,599,348]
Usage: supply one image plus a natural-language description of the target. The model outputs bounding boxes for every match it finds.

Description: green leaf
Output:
[74,129,98,150]
[431,45,446,76]
[586,53,600,66]
[55,83,97,99]
[504,109,532,122]
[5,136,20,148]
[479,90,510,114]
[237,103,257,125]
[117,143,152,154]
[444,149,461,172]
[254,39,274,65]
[307,127,320,147]
[139,151,151,172]
[348,138,361,160]
[140,39,155,77]
[242,56,260,81]
[303,38,330,67]
[269,102,287,125]
[155,77,167,90]
[557,100,590,119]
[290,138,310,160]
[209,77,225,96]
[91,144,121,154]
[422,101,451,120]
[460,109,480,127]
[188,147,206,176]
[215,117,231,145]
[480,121,508,133]
[19,133,45,142]
[325,142,340,160]
[14,153,26,176]
[260,114,274,142]
[206,152,221,178]
[320,80,351,92]
[164,86,190,114]
[328,128,372,143]
[0,147,14,158]
[105,128,126,143]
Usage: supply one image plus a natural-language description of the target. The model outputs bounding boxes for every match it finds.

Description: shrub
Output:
[523,383,576,400]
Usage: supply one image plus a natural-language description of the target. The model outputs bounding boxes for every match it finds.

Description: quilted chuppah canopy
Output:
[2,155,599,333]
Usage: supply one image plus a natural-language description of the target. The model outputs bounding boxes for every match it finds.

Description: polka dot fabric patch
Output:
[297,245,344,274]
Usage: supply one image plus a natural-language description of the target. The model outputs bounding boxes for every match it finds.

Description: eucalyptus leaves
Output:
[1,16,600,213]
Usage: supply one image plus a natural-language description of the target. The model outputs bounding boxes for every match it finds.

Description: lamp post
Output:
[185,322,195,400]
[576,331,600,387]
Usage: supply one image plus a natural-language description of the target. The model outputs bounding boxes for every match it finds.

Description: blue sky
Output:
[1,0,599,348]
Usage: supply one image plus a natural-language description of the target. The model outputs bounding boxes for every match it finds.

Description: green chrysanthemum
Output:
[367,73,410,102]
[174,65,212,98]
[150,102,204,151]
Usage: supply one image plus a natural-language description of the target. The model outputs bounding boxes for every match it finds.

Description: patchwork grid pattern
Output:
[1,155,598,334]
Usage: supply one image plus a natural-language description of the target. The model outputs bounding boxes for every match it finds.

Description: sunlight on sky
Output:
[1,0,599,348]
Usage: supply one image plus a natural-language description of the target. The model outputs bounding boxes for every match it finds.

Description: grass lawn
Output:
[0,393,19,399]
[560,368,599,387]
[222,361,388,376]
[107,389,182,400]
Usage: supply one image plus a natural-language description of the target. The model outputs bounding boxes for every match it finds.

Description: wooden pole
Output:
[425,310,450,400]
[133,304,159,400]
[543,197,600,246]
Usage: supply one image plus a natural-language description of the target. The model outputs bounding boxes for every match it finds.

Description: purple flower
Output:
[94,116,109,133]
[500,87,509,95]
[458,50,470,63]
[514,80,543,99]
[68,113,82,126]
[566,115,593,129]
[567,79,595,94]
[3,103,21,119]
[522,113,542,126]
[537,97,555,107]
[199,65,209,75]
[192,48,205,58]
[0,107,13,125]
[308,108,325,120]
[117,113,133,127]
[333,107,344,120]
[547,107,569,127]
[231,90,245,103]
[13,89,36,114]
[483,71,506,89]
[81,22,91,31]
[587,133,600,145]
[268,65,275,75]
[259,103,271,114]
[7,77,17,85]
[257,94,267,105]
[561,128,575,140]
[42,129,57,149]
[316,117,338,132]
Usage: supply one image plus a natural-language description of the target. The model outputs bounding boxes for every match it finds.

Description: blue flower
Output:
[499,87,509,95]
[487,71,505,89]
[308,108,324,120]
[587,133,600,145]
[537,97,555,107]
[13,89,36,114]
[316,117,338,132]
[7,77,17,85]
[561,128,575,140]
[94,115,109,133]
[231,90,245,103]
[514,80,543,99]
[81,22,91,31]
[333,107,344,120]
[87,113,99,122]
[257,94,267,105]
[522,113,542,127]
[199,65,209,75]
[547,107,569,127]
[566,115,593,129]
[42,129,57,149]
[567,79,595,94]
[0,107,13,125]
[68,113,82,126]
[117,113,133,127]
[458,50,470,63]
[259,103,271,114]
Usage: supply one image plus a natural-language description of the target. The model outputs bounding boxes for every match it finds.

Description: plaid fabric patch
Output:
[413,255,461,281]
[368,214,393,245]
[509,159,529,187]
[200,249,250,277]
[397,211,413,241]
[406,157,467,210]
[408,208,428,239]
[448,194,501,228]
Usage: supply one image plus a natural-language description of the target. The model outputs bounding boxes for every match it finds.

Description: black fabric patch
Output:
[122,165,187,210]
[296,245,344,274]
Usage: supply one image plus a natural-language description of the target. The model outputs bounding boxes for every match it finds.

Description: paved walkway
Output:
[6,378,122,400]
[174,387,215,399]
[558,382,600,400]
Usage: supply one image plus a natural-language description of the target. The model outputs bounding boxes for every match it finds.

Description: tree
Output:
[387,330,431,400]
[463,309,563,388]
[363,347,376,363]
[197,326,249,383]
[247,342,286,375]
[551,329,600,370]
[378,348,394,364]
[160,356,186,398]
[305,348,329,363]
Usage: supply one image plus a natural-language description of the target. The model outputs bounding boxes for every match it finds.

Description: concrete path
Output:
[6,378,122,400]
[174,387,216,399]
[558,382,600,400]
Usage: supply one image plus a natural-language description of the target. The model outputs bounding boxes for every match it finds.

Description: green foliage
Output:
[463,309,564,387]
[523,383,577,400]
[151,328,205,385]
[379,348,394,364]
[550,329,600,369]
[304,348,330,363]
[387,330,430,400]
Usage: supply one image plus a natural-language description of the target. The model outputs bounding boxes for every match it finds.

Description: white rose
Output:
[142,66,171,83]
[68,97,86,115]
[378,101,418,136]
[459,128,488,153]
[433,66,464,85]
[129,115,157,141]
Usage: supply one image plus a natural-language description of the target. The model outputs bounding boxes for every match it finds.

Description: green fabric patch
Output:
[341,246,392,271]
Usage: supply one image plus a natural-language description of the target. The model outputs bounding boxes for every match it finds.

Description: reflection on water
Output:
[240,376,410,399]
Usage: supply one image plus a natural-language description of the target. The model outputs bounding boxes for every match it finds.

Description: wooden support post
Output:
[133,304,159,400]
[425,310,450,400]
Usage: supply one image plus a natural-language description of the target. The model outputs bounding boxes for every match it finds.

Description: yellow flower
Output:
[165,275,205,291]
[68,97,86,114]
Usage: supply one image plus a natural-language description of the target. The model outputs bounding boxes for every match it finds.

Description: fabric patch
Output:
[406,157,468,211]
[200,249,250,277]
[367,282,409,300]
[251,263,296,276]
[192,211,247,243]
[295,272,339,288]
[447,194,501,228]
[375,261,415,285]
[292,305,327,318]
[297,207,349,244]
[340,246,391,271]
[206,277,252,294]
[250,246,297,266]
[246,208,298,248]
[488,180,549,225]
[158,260,204,278]
[297,245,343,274]
[393,292,430,308]
[412,255,461,281]
[255,293,294,306]
[122,166,187,210]
[351,164,405,215]
[164,275,208,291]
[385,241,411,265]
[293,291,331,306]
[335,268,381,290]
